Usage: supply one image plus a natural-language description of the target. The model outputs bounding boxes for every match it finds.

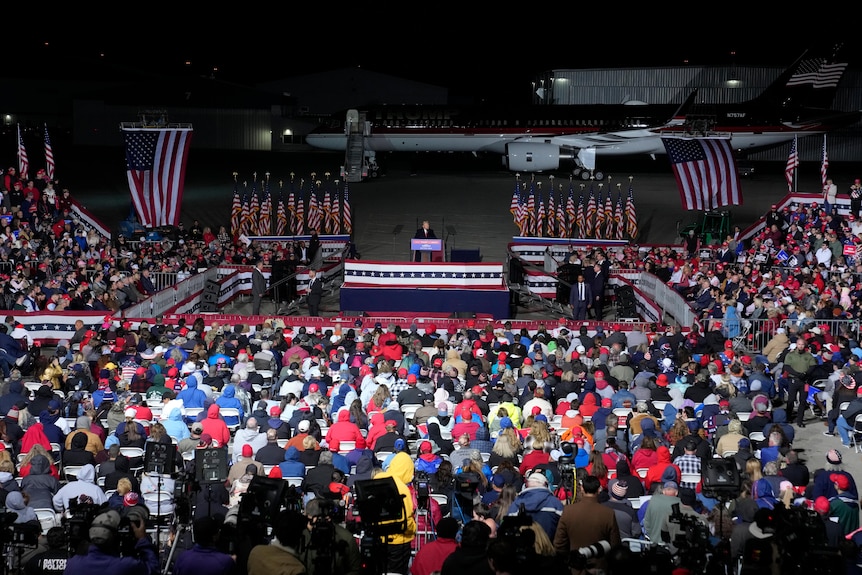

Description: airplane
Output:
[305,45,859,181]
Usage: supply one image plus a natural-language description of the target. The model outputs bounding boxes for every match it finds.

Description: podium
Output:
[411,238,443,262]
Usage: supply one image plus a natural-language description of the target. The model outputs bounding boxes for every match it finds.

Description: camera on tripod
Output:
[414,471,431,510]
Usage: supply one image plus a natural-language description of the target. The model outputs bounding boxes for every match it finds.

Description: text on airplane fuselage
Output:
[727,112,747,118]
[373,109,457,121]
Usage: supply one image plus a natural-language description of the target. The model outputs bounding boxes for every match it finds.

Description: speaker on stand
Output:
[200,279,220,312]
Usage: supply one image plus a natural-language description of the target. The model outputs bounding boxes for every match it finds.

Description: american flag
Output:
[536,190,548,238]
[821,134,829,187]
[595,189,605,236]
[604,191,615,239]
[785,136,799,192]
[123,127,193,227]
[43,123,55,181]
[510,178,521,223]
[546,187,556,237]
[294,188,305,236]
[240,186,250,235]
[276,189,288,236]
[322,188,333,234]
[565,183,576,237]
[230,178,242,237]
[343,184,353,235]
[526,184,536,236]
[786,57,848,89]
[625,184,638,240]
[577,189,587,237]
[586,185,597,237]
[614,190,625,240]
[259,182,272,236]
[17,124,29,182]
[307,188,322,232]
[556,187,565,238]
[248,184,261,235]
[330,185,341,233]
[661,136,742,211]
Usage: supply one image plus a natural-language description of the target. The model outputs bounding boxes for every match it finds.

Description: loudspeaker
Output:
[702,457,741,496]
[194,447,228,483]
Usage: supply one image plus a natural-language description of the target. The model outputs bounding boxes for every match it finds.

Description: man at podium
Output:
[413,220,438,262]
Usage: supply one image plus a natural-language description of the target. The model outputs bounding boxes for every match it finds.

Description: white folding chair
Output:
[219,407,242,434]
[34,508,59,534]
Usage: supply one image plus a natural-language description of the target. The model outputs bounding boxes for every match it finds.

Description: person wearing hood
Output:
[415,440,443,475]
[262,406,291,439]
[278,445,306,479]
[27,384,56,420]
[65,415,104,457]
[0,379,28,418]
[325,407,367,453]
[52,463,107,513]
[346,449,378,489]
[201,403,231,448]
[0,459,19,504]
[20,453,60,510]
[63,431,96,468]
[444,347,468,379]
[644,445,681,493]
[329,382,358,418]
[162,406,191,443]
[5,490,39,526]
[177,374,207,411]
[372,451,416,575]
[21,418,53,457]
[104,454,141,494]
[214,384,244,428]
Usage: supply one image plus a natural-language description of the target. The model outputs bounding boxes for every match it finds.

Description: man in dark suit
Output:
[413,220,437,262]
[307,268,323,316]
[251,259,267,315]
[570,273,592,321]
[586,262,607,321]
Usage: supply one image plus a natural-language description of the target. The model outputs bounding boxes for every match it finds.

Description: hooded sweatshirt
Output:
[20,454,60,509]
[6,491,38,524]
[52,463,107,511]
[162,406,191,442]
[278,446,307,478]
[325,408,367,452]
[177,376,207,409]
[374,451,416,545]
[644,446,680,492]
[201,403,231,447]
[215,384,245,425]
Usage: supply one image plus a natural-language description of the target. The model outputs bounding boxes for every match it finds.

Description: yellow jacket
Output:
[373,451,416,545]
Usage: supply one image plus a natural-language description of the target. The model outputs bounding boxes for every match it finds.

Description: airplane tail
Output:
[751,43,849,110]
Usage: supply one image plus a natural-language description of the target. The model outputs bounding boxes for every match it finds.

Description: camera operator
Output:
[247,508,307,575]
[24,526,68,575]
[173,516,236,575]
[300,497,361,575]
[63,508,160,575]
[552,474,620,573]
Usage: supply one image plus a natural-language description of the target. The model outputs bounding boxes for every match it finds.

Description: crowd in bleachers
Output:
[0,312,860,573]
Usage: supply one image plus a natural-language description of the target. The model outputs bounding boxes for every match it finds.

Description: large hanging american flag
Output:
[625,183,638,240]
[342,184,353,235]
[821,134,829,187]
[43,123,55,181]
[17,124,29,182]
[565,183,576,237]
[276,187,288,236]
[123,127,193,227]
[230,177,242,238]
[785,136,799,192]
[661,136,742,211]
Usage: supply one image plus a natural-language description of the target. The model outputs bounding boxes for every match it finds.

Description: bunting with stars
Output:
[343,261,504,289]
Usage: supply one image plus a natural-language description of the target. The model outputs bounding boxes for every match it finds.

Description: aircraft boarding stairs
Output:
[342,111,369,183]
[508,278,570,319]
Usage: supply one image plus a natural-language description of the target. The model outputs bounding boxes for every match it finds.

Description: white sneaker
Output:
[15,355,27,367]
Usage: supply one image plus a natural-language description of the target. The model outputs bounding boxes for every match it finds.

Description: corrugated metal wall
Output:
[545,65,862,162]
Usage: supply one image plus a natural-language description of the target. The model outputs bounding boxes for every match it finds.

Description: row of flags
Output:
[230,172,353,238]
[510,176,638,240]
[785,134,830,192]
[16,123,55,182]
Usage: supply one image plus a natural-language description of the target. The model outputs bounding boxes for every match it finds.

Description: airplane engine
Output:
[504,142,561,172]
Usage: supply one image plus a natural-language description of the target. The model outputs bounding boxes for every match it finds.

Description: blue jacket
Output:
[507,486,564,540]
[162,407,191,442]
[177,377,207,409]
[215,385,244,426]
[278,446,307,478]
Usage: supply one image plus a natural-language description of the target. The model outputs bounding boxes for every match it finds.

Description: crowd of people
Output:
[0,312,857,574]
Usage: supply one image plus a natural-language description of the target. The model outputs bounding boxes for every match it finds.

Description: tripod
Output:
[162,521,192,575]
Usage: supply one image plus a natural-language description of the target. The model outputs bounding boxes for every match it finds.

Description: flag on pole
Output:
[17,124,29,182]
[330,185,340,233]
[565,183,576,237]
[259,179,272,236]
[248,181,260,235]
[576,189,587,238]
[536,189,546,237]
[322,187,333,234]
[343,183,353,235]
[294,186,305,235]
[661,136,742,211]
[595,189,605,237]
[556,187,565,238]
[546,187,555,237]
[586,185,597,237]
[122,127,193,227]
[276,187,288,236]
[821,134,829,187]
[240,184,250,235]
[43,123,55,181]
[785,136,799,192]
[308,187,322,232]
[230,176,242,238]
[625,183,638,240]
[604,191,615,239]
[526,184,536,236]
[614,190,625,240]
[510,177,521,224]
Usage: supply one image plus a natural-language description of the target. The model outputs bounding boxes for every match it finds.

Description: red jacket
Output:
[325,409,367,452]
[410,538,458,575]
[201,404,231,447]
